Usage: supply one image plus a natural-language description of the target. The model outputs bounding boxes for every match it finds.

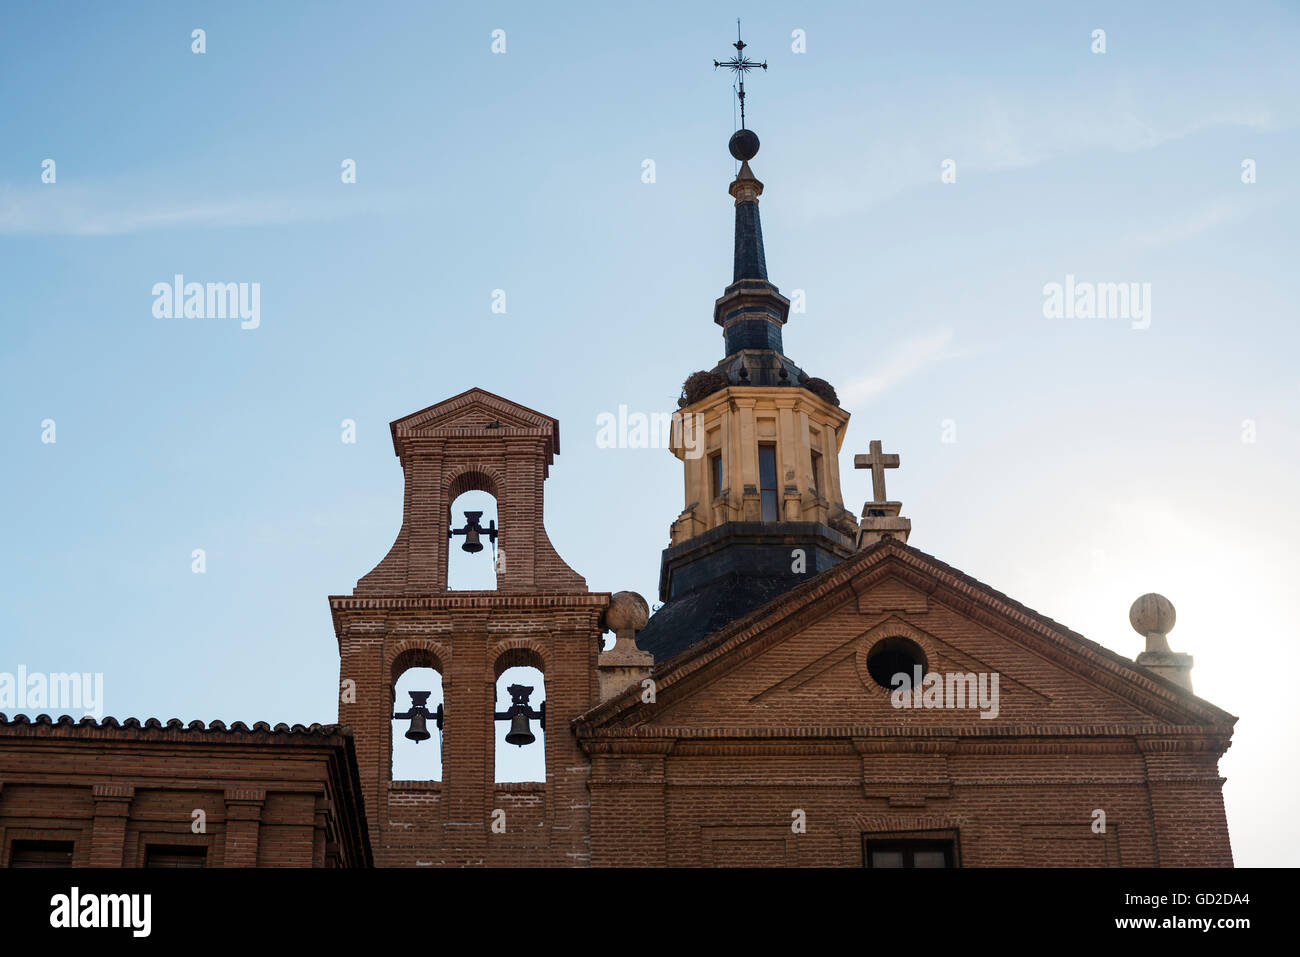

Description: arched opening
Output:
[391,651,444,782]
[447,472,499,591]
[493,649,545,784]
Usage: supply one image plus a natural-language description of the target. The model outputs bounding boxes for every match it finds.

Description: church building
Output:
[0,44,1235,868]
[328,118,1235,868]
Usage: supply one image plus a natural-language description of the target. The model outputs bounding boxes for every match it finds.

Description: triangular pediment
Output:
[576,539,1236,737]
[388,387,560,454]
[749,615,1051,710]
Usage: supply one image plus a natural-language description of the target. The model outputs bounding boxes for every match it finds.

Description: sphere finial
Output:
[1130,593,1175,637]
[605,591,649,636]
[729,128,760,161]
[1130,593,1176,654]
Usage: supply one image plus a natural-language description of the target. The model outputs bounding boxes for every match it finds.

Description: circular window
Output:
[865,635,928,690]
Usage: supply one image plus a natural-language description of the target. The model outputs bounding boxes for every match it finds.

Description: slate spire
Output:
[731,159,768,281]
[712,132,792,362]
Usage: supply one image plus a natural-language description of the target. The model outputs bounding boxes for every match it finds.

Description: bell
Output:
[504,712,535,747]
[404,710,431,743]
[461,525,483,553]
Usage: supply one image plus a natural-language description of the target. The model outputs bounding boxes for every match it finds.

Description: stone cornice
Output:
[679,384,849,431]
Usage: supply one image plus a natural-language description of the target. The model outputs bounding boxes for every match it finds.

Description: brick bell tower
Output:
[636,115,860,663]
[329,387,609,866]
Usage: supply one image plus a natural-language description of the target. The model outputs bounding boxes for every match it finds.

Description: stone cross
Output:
[854,440,900,503]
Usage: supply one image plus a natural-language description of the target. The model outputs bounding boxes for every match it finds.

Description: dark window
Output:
[144,845,207,868]
[810,450,822,495]
[758,445,778,522]
[710,451,723,499]
[8,840,74,867]
[864,838,955,868]
[865,635,928,690]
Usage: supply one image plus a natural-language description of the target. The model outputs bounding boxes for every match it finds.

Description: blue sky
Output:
[2,1,1298,863]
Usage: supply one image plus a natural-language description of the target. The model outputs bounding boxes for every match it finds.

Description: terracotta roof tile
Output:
[0,712,349,739]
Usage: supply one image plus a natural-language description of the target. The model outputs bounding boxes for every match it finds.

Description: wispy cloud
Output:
[967,104,1280,174]
[0,183,399,236]
[1122,195,1260,251]
[837,328,961,406]
[791,99,1285,222]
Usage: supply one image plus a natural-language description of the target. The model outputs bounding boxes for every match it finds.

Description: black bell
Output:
[505,712,534,747]
[404,710,430,743]
[461,525,483,553]
[451,510,496,554]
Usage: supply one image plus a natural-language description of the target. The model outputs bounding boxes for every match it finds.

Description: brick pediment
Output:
[575,539,1236,738]
[389,387,560,456]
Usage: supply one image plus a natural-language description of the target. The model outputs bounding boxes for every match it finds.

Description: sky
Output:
[2,1,1298,864]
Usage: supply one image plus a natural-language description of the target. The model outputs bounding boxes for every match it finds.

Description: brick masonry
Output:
[0,718,371,867]
[335,389,608,866]
[576,537,1236,866]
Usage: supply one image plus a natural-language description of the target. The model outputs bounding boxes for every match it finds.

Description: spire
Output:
[730,160,767,281]
[636,26,862,663]
[710,27,790,361]
[714,22,771,285]
[712,132,790,358]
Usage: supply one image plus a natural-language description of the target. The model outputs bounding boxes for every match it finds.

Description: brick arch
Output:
[491,639,549,680]
[386,641,449,787]
[445,465,503,502]
[490,639,549,787]
[444,466,506,592]
[388,641,449,690]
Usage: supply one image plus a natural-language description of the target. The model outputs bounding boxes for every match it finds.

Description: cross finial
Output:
[713,19,767,130]
[854,440,901,504]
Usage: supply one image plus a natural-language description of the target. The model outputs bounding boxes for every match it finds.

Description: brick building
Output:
[330,124,1235,868]
[0,123,1235,869]
[0,716,370,867]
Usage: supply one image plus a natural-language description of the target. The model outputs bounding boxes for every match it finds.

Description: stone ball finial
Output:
[1130,593,1176,639]
[606,591,649,635]
[729,128,760,161]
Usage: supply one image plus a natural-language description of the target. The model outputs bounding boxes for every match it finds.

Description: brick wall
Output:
[334,596,607,866]
[583,738,1231,866]
[0,717,371,868]
[576,540,1236,868]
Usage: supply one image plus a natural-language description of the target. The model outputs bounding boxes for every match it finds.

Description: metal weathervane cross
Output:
[713,20,767,130]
